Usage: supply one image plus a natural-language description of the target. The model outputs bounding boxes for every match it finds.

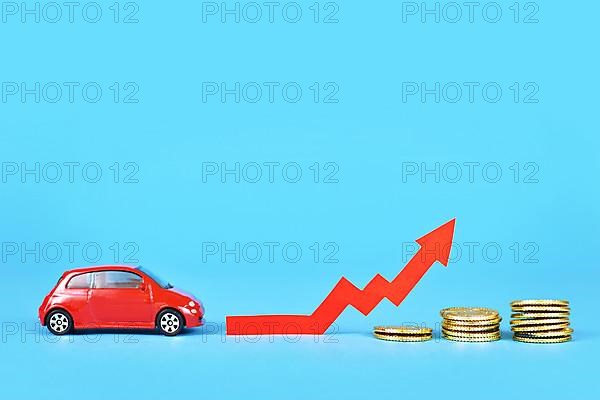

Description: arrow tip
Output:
[415,219,456,267]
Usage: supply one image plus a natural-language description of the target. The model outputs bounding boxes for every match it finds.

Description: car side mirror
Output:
[139,282,147,291]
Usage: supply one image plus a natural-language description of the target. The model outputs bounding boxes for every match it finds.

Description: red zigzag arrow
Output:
[226,219,456,335]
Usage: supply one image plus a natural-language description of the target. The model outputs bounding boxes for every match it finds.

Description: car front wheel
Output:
[46,310,73,335]
[157,309,184,336]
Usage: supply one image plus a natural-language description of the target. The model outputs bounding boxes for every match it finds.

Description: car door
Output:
[89,271,153,326]
[63,272,94,325]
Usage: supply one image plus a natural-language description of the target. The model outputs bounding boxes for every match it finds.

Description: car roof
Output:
[65,265,140,275]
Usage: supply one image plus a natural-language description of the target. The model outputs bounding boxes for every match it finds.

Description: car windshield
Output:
[138,266,173,289]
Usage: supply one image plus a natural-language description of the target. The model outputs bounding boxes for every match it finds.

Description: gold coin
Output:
[441,307,499,321]
[373,326,432,335]
[442,328,500,337]
[511,306,570,313]
[443,333,501,342]
[511,323,569,332]
[442,323,500,332]
[443,332,500,342]
[373,332,432,342]
[513,335,571,344]
[441,317,502,326]
[514,328,574,338]
[511,312,570,319]
[510,318,570,326]
[510,299,569,307]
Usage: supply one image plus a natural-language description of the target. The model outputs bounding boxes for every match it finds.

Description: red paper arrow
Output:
[226,219,456,335]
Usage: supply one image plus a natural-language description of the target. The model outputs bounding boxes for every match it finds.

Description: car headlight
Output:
[188,301,195,307]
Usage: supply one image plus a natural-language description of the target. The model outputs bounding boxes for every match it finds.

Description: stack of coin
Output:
[510,299,573,343]
[373,326,432,342]
[441,307,501,342]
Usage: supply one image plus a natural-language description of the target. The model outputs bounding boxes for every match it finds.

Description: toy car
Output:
[39,265,204,336]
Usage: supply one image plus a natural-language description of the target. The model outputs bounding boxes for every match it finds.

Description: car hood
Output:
[168,287,199,302]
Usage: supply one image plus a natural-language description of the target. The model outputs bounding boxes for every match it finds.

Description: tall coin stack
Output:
[441,307,501,342]
[510,299,573,343]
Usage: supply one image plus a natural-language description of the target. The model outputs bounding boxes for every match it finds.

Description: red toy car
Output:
[39,265,204,336]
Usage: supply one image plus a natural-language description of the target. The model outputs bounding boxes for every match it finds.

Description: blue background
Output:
[1,1,598,398]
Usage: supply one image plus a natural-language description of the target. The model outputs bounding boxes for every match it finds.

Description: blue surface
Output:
[1,1,598,398]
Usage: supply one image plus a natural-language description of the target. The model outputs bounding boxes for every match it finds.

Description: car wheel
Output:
[46,310,73,335]
[157,309,184,336]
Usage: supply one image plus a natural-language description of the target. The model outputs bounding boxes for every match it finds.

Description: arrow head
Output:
[415,219,456,267]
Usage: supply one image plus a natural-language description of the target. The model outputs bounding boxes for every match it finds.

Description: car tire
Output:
[46,310,74,335]
[157,309,184,336]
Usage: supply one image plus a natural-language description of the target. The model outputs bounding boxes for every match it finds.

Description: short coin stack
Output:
[373,326,433,342]
[441,307,501,342]
[510,299,573,343]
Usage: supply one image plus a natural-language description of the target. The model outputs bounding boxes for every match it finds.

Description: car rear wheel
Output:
[157,309,183,336]
[46,310,73,335]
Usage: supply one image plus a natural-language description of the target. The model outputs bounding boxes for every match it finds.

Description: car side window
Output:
[93,271,142,289]
[66,273,93,289]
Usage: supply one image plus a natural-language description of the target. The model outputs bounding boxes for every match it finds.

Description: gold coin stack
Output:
[373,326,432,342]
[510,299,573,343]
[441,307,501,342]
